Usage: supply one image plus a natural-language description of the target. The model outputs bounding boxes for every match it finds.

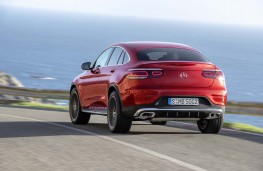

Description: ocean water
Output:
[1,7,263,102]
[225,114,263,128]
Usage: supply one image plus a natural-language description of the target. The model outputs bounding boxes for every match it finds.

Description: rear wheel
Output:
[150,121,167,125]
[197,115,223,134]
[107,91,132,133]
[69,88,91,124]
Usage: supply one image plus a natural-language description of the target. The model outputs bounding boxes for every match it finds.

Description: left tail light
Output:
[126,69,164,79]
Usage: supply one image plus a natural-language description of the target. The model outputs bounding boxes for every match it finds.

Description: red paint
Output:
[72,42,227,110]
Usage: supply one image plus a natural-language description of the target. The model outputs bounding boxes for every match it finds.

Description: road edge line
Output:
[0,113,207,171]
[171,121,263,137]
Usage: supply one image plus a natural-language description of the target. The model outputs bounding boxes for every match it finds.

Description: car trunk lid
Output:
[139,61,216,88]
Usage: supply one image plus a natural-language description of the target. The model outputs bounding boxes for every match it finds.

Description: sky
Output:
[1,0,263,27]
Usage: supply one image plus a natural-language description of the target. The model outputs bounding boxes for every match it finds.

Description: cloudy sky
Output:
[1,0,263,27]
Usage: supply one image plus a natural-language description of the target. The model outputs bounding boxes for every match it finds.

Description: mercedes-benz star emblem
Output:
[180,72,188,78]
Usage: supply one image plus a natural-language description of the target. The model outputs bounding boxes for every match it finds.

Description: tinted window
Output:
[123,52,129,64]
[137,48,208,62]
[94,48,113,68]
[117,52,124,65]
[108,47,123,66]
[117,51,129,64]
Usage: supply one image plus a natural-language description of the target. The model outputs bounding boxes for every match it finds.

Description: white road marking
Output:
[0,113,207,171]
[171,121,263,137]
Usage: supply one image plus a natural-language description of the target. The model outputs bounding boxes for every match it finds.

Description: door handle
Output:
[110,69,115,73]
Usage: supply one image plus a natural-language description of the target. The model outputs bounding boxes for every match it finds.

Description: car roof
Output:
[111,41,197,51]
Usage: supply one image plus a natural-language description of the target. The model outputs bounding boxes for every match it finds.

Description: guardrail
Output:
[0,85,69,100]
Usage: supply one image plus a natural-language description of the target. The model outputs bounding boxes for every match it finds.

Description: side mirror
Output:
[81,62,91,70]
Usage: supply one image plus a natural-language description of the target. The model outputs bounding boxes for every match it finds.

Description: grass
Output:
[223,122,263,134]
[11,102,68,111]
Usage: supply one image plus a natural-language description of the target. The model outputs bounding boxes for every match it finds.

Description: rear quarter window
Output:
[117,51,129,64]
[123,52,129,64]
[107,47,123,66]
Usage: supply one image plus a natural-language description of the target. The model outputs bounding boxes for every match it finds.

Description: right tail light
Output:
[202,70,225,80]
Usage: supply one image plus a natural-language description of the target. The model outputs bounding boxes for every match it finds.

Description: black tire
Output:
[107,91,132,133]
[150,121,167,125]
[69,88,91,124]
[197,115,223,134]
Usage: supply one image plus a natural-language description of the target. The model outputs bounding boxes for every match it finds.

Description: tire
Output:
[150,121,167,125]
[197,115,224,134]
[69,88,91,124]
[107,91,132,133]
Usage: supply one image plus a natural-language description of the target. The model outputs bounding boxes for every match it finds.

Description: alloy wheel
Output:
[71,93,79,120]
[108,97,117,128]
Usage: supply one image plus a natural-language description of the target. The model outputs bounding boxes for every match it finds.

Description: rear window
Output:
[137,48,209,62]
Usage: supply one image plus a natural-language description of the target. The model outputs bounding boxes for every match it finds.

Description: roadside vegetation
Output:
[10,101,68,111]
[223,122,263,134]
[6,101,263,135]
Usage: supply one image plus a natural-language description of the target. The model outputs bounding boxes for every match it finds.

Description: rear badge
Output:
[180,72,188,78]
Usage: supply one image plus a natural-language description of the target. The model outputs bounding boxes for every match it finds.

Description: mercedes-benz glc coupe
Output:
[69,42,227,133]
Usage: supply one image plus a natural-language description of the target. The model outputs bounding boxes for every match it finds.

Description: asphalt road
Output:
[0,106,262,171]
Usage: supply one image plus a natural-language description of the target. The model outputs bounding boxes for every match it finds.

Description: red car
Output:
[69,42,227,133]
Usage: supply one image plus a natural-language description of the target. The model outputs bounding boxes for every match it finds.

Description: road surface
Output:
[0,106,262,171]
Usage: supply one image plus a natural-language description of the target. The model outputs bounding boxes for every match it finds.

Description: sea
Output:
[225,114,263,128]
[1,7,263,103]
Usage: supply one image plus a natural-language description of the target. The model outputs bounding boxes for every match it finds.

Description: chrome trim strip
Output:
[134,108,223,117]
[151,118,200,121]
[82,109,107,115]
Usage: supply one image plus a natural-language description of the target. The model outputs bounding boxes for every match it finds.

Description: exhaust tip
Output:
[208,113,221,119]
[139,112,155,119]
[216,113,221,117]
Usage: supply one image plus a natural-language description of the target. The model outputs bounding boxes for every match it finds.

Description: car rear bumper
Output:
[121,95,225,120]
[133,107,223,121]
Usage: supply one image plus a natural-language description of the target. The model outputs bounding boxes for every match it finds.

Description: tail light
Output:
[127,69,164,79]
[202,70,225,80]
[152,71,163,76]
[127,71,149,79]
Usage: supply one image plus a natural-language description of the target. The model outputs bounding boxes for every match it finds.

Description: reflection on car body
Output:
[69,42,227,133]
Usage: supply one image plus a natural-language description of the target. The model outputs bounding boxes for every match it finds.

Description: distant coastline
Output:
[1,71,263,116]
[0,71,28,101]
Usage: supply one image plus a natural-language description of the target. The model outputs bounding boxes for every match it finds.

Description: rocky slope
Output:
[0,72,31,102]
[0,72,24,87]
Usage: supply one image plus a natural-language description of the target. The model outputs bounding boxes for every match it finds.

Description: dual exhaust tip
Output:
[208,113,221,119]
[137,112,221,120]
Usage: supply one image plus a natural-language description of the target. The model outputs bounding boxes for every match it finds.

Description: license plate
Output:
[168,98,199,105]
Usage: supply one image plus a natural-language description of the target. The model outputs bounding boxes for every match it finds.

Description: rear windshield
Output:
[137,48,209,62]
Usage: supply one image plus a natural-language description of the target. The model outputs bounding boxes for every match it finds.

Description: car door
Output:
[97,47,124,108]
[80,47,113,109]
